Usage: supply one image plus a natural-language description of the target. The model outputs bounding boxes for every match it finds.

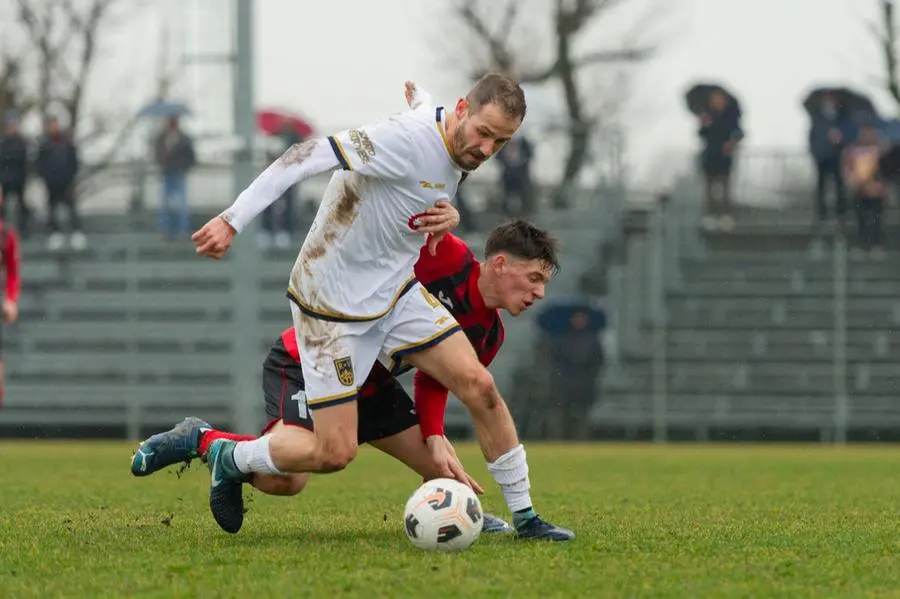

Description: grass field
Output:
[1,442,900,598]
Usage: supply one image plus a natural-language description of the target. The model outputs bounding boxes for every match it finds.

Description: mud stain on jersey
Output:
[331,178,361,227]
[277,140,317,166]
[299,177,361,274]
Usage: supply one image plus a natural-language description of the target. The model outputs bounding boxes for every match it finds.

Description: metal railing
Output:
[605,170,864,442]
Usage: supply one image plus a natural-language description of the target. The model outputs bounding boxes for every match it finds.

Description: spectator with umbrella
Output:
[154,112,196,241]
[536,301,606,440]
[256,109,313,249]
[842,120,889,259]
[803,87,876,229]
[686,83,744,232]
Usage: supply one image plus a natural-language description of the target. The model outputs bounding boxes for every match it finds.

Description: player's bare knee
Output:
[317,437,358,472]
[458,367,499,413]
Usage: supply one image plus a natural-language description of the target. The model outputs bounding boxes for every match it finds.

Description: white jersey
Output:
[221,102,463,321]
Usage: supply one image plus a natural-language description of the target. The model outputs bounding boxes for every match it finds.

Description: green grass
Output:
[1,442,900,598]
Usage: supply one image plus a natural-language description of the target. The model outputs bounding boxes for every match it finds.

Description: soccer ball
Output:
[402,478,483,552]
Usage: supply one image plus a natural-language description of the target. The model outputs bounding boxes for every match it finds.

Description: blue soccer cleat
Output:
[130,417,211,477]
[515,514,575,541]
[206,439,246,534]
[482,513,514,533]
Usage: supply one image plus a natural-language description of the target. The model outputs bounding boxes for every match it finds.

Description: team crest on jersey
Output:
[348,129,375,164]
[333,357,355,387]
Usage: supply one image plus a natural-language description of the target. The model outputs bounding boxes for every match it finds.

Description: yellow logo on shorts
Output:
[334,357,355,387]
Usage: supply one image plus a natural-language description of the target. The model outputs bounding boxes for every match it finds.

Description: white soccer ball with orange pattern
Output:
[402,478,483,552]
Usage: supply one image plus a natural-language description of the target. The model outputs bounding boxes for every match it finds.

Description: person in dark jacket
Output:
[496,134,535,218]
[154,116,196,239]
[545,308,605,440]
[36,116,82,251]
[259,118,301,249]
[698,90,743,232]
[808,92,849,227]
[0,111,30,238]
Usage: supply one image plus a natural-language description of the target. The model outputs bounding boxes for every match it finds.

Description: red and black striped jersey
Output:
[279,232,504,437]
[412,233,504,437]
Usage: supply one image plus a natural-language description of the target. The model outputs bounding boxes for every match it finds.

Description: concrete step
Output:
[677,280,900,297]
[668,310,900,329]
[684,261,900,283]
[593,392,900,427]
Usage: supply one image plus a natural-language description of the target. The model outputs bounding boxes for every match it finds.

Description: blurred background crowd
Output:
[2,0,900,444]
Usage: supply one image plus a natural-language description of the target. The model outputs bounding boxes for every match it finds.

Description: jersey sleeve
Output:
[222,116,414,233]
[4,228,20,303]
[221,138,341,232]
[414,370,449,438]
[327,117,413,179]
[414,233,471,284]
[409,84,434,110]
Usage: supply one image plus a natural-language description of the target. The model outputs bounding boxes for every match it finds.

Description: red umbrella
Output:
[256,109,315,139]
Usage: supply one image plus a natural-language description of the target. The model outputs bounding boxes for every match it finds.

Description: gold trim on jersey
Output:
[286,276,418,323]
[388,323,463,375]
[307,389,358,409]
[328,135,353,171]
[435,107,454,158]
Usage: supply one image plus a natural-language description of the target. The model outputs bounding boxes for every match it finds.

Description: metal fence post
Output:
[125,229,140,442]
[832,233,848,444]
[229,0,261,435]
[649,201,668,443]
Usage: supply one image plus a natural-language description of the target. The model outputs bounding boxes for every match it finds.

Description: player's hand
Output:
[405,81,417,108]
[425,435,484,495]
[3,299,18,324]
[417,200,459,256]
[192,215,237,260]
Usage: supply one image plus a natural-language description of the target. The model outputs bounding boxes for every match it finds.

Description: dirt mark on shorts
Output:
[296,311,339,351]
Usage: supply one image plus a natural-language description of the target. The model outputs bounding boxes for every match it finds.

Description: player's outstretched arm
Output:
[192,138,341,258]
[194,113,415,259]
[415,370,483,493]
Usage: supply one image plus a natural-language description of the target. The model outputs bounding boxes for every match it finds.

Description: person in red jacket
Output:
[132,219,567,540]
[0,186,20,407]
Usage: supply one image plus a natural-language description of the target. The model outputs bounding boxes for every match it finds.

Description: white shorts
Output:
[289,282,461,409]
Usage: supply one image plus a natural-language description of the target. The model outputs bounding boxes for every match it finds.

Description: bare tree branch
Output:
[448,0,657,201]
[455,0,517,73]
[880,0,900,106]
[498,2,522,46]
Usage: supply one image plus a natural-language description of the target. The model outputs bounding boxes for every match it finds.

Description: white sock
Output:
[486,444,533,513]
[232,435,282,475]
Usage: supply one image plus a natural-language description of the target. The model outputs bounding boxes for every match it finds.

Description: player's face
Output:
[452,100,521,171]
[495,256,551,316]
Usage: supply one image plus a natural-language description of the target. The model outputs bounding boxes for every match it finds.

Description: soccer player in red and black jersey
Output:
[0,186,21,408]
[132,220,573,541]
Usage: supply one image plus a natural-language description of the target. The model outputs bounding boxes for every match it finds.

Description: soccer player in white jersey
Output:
[192,74,573,541]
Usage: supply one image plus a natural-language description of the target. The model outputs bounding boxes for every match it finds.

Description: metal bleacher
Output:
[597,194,900,441]
[1,222,262,437]
[0,178,624,439]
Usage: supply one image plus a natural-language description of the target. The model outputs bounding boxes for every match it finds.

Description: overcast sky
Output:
[255,0,895,184]
[9,0,894,186]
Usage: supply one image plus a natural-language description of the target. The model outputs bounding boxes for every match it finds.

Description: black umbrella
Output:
[536,301,607,337]
[685,83,741,116]
[802,87,877,120]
